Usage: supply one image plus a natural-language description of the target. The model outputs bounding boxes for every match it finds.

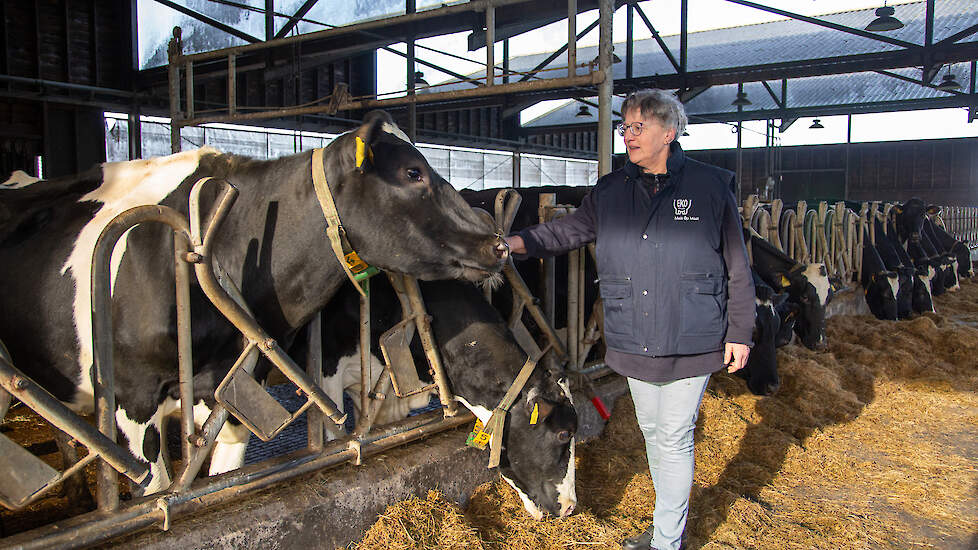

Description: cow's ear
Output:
[926,204,941,216]
[777,273,792,290]
[353,110,397,172]
[891,205,903,215]
[525,398,555,425]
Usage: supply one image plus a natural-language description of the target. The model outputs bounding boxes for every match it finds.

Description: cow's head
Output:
[864,270,899,321]
[326,111,507,281]
[740,287,784,396]
[497,375,578,520]
[951,241,973,278]
[774,263,832,350]
[912,265,936,313]
[892,199,941,245]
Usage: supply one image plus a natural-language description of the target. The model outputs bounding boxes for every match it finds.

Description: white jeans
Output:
[627,374,710,550]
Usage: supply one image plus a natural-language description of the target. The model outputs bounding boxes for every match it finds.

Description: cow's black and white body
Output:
[0,112,507,494]
[924,216,973,279]
[872,218,916,319]
[860,228,899,320]
[293,276,578,519]
[746,230,833,350]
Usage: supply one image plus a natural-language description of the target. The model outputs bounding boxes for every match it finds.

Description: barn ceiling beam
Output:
[274,0,319,40]
[151,0,261,43]
[778,117,798,132]
[724,0,917,49]
[875,69,966,95]
[518,18,600,82]
[620,40,978,91]
[367,40,978,116]
[379,46,478,87]
[922,0,937,83]
[519,94,975,135]
[935,23,978,47]
[677,85,710,103]
[969,60,977,123]
[632,1,680,73]
[760,80,783,109]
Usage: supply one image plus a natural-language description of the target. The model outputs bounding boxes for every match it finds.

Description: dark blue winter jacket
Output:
[518,142,755,357]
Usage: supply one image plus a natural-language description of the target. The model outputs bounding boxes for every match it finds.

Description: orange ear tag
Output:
[529,403,539,425]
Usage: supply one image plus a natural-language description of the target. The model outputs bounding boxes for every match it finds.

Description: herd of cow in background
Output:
[0,113,973,530]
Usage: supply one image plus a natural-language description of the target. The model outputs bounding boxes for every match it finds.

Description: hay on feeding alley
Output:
[354,280,978,550]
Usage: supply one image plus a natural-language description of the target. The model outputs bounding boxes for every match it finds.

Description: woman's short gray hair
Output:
[621,89,688,136]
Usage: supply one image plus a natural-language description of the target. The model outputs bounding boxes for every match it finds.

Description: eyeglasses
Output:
[617,122,645,137]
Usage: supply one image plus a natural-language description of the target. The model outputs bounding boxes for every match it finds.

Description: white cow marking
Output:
[116,407,170,494]
[381,122,412,144]
[455,395,492,426]
[209,421,252,476]
[555,436,577,517]
[886,273,900,300]
[63,148,219,412]
[1,170,39,189]
[804,263,831,306]
[501,474,545,520]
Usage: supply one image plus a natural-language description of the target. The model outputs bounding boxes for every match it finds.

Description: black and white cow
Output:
[738,269,786,396]
[0,111,508,494]
[883,216,935,314]
[747,230,834,351]
[892,198,952,298]
[924,216,973,279]
[922,217,962,290]
[872,218,915,319]
[292,276,579,519]
[860,228,899,321]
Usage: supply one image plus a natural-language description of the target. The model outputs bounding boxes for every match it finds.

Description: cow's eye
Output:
[406,168,423,181]
[556,430,571,443]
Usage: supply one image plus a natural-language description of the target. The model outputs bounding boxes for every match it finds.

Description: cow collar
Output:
[475,354,540,469]
[310,146,375,297]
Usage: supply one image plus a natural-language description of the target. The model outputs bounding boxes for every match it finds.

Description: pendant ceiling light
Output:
[936,66,962,91]
[866,3,904,32]
[575,105,593,118]
[731,91,751,107]
[809,119,825,129]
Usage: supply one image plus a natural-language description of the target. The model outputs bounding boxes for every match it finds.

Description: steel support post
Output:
[736,84,744,201]
[167,28,182,154]
[567,249,580,369]
[228,54,237,116]
[539,194,557,324]
[486,1,495,86]
[358,279,372,433]
[597,0,613,177]
[307,311,324,451]
[407,0,417,142]
[567,0,576,78]
[174,232,196,465]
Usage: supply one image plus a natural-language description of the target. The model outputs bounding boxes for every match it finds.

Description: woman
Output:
[505,88,755,550]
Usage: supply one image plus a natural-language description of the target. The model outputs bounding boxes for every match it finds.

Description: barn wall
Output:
[689,137,978,206]
[0,0,135,175]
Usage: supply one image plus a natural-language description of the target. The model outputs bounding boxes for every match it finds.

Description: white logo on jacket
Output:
[674,198,699,221]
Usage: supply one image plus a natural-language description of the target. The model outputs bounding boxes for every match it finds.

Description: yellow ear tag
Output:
[465,419,491,450]
[780,274,791,288]
[355,136,371,171]
[530,403,540,425]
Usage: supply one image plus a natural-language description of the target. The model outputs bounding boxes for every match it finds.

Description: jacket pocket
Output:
[679,275,724,336]
[599,279,634,341]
